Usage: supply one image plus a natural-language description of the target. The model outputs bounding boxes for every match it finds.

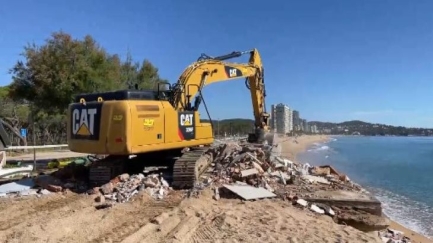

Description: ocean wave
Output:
[367,186,433,238]
[302,137,433,239]
[307,145,329,152]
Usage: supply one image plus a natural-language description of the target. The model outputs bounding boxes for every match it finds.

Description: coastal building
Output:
[310,125,318,134]
[292,110,300,131]
[303,120,310,133]
[301,119,307,132]
[270,103,293,134]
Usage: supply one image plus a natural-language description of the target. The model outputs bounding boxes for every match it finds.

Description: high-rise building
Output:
[270,103,293,134]
[292,110,300,130]
[301,119,307,132]
[311,125,318,134]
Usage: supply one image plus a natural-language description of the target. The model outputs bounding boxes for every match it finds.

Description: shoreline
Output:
[278,134,433,243]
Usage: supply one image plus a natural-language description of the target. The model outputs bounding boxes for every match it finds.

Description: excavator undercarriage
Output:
[87,146,213,189]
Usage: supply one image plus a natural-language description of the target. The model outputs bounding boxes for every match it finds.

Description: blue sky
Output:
[1,0,433,127]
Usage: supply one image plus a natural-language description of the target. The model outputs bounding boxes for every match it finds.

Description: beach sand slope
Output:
[279,134,433,243]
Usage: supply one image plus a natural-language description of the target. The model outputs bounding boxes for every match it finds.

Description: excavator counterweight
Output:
[67,48,271,188]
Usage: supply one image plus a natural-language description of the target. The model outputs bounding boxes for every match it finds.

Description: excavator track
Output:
[171,147,211,189]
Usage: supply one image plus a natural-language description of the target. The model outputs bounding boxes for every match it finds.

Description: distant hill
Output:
[200,118,255,136]
[308,120,433,136]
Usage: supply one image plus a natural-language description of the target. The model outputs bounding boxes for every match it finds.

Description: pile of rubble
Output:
[90,173,171,203]
[192,142,393,233]
[198,142,361,200]
[378,228,412,243]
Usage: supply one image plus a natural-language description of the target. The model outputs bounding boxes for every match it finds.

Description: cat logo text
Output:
[72,108,97,136]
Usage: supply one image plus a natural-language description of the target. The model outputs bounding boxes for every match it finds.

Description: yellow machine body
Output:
[67,48,270,158]
[67,99,214,155]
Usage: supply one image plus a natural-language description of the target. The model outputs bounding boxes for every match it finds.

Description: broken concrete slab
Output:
[306,190,382,216]
[223,184,276,200]
[241,168,259,177]
[335,208,390,232]
[302,175,330,185]
[296,199,308,207]
[310,204,325,214]
[313,189,375,200]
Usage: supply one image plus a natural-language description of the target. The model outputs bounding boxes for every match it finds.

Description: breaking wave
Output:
[367,186,433,238]
[300,136,433,239]
[307,145,329,152]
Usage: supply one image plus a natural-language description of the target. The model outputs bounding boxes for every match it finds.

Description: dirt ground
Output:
[0,135,386,243]
[0,188,383,243]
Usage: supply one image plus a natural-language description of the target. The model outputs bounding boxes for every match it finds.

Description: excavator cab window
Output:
[156,82,173,101]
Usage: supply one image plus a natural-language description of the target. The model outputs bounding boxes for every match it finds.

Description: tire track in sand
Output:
[0,193,83,231]
[189,213,226,243]
[90,200,181,243]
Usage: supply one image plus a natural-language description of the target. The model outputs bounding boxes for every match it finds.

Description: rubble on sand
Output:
[91,173,171,204]
[0,166,172,204]
[196,142,362,201]
[192,141,391,232]
[378,228,412,243]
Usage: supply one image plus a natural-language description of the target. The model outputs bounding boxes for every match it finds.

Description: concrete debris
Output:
[241,168,258,177]
[212,187,220,201]
[302,175,331,185]
[188,141,390,232]
[5,140,399,239]
[296,199,308,207]
[222,183,277,200]
[378,228,412,243]
[197,142,362,202]
[97,173,170,203]
[310,204,325,214]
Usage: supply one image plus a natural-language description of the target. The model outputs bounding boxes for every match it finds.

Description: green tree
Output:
[0,86,30,146]
[8,31,122,114]
[2,30,170,146]
[137,60,168,89]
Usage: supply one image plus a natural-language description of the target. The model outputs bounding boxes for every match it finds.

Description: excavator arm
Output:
[169,48,270,143]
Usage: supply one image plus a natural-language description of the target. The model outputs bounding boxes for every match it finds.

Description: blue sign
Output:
[20,128,27,138]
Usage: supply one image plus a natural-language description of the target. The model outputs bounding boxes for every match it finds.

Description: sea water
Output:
[297,136,433,238]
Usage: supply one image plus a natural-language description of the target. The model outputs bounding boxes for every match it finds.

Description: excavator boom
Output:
[170,48,270,142]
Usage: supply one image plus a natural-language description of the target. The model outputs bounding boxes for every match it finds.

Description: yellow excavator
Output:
[67,48,270,188]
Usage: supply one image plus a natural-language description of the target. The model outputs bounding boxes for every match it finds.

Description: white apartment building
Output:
[310,124,318,134]
[270,103,293,134]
